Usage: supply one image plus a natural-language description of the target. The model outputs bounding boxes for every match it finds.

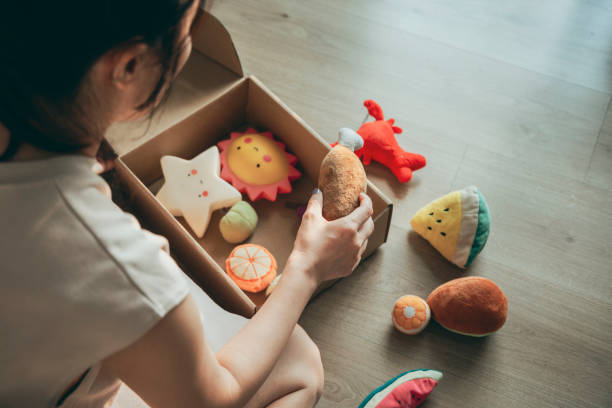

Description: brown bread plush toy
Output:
[318,128,367,220]
[427,277,508,336]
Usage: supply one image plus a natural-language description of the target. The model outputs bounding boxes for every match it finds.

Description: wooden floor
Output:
[206,1,612,407]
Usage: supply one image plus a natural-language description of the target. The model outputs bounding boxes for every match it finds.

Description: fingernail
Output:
[312,187,321,195]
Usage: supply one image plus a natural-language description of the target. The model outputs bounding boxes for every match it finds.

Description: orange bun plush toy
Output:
[392,295,431,335]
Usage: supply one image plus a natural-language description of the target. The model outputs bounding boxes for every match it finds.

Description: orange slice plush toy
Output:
[226,244,277,293]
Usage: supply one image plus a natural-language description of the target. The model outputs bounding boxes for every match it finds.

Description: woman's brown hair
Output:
[0,0,199,160]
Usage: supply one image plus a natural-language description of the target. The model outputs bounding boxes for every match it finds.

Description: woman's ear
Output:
[110,43,151,90]
[92,41,162,123]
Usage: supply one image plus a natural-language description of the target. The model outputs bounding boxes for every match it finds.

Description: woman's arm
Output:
[103,191,374,407]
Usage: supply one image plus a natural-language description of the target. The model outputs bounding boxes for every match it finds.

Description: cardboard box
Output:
[107,10,393,318]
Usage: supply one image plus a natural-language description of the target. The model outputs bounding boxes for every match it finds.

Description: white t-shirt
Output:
[0,154,193,407]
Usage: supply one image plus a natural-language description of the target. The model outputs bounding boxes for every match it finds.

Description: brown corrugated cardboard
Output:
[109,10,392,317]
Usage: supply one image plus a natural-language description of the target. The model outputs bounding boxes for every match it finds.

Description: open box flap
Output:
[192,9,243,78]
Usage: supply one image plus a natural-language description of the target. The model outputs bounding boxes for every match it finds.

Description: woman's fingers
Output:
[304,189,323,217]
[348,194,373,259]
[359,239,369,258]
[346,193,373,228]
[358,216,375,243]
[352,239,369,271]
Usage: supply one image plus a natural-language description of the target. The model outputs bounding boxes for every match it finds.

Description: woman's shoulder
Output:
[1,154,189,319]
[54,162,190,317]
[0,155,190,406]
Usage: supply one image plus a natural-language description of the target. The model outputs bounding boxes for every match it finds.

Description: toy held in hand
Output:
[219,201,258,244]
[351,100,426,183]
[218,128,301,201]
[225,244,277,293]
[392,295,430,335]
[319,128,367,220]
[411,186,490,268]
[156,146,241,238]
[427,277,508,336]
[359,369,443,408]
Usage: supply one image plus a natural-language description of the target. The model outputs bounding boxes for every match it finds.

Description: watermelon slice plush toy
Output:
[410,186,490,268]
[359,369,442,408]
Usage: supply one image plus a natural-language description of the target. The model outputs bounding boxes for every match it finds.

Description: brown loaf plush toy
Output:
[427,277,508,336]
[318,128,367,220]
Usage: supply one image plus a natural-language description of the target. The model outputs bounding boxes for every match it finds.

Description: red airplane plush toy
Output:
[334,100,426,183]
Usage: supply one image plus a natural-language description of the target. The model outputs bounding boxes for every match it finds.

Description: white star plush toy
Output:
[156,146,241,238]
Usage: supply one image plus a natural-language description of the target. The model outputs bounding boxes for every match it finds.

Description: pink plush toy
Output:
[336,100,426,183]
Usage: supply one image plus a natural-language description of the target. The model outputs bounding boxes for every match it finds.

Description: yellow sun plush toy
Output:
[218,129,301,201]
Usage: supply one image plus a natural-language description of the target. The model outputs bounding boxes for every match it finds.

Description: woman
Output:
[0,0,374,407]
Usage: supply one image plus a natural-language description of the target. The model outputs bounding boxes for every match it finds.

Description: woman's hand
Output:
[288,189,374,285]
